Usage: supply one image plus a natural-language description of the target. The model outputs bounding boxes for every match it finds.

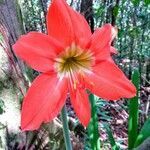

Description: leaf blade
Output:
[134,117,150,147]
[103,123,120,150]
[87,94,100,150]
[128,70,140,149]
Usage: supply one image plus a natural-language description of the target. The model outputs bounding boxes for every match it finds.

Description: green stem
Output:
[88,94,100,150]
[128,70,140,149]
[61,105,72,150]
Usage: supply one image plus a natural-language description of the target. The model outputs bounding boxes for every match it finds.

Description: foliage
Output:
[94,0,150,65]
[128,70,140,149]
[0,99,4,114]
[103,123,119,150]
[19,0,47,32]
[134,118,150,147]
[87,94,100,150]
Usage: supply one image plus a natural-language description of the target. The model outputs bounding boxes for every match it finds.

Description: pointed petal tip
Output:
[108,85,137,101]
[82,118,91,127]
[112,26,118,39]
[84,61,137,101]
[104,23,118,40]
[80,111,91,127]
[123,79,137,99]
[21,118,41,131]
[127,84,137,98]
[111,85,137,101]
[21,126,32,132]
[110,47,118,54]
[21,126,39,132]
[21,125,31,132]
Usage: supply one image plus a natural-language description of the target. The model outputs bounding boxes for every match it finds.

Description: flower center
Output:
[54,43,94,78]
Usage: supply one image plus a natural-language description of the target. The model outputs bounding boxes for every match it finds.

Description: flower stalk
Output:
[61,105,72,150]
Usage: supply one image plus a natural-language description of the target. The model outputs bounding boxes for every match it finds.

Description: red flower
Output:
[13,0,136,131]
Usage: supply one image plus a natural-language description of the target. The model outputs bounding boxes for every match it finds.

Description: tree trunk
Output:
[0,0,27,148]
[0,0,27,84]
[0,0,23,44]
[80,0,94,32]
[111,0,120,26]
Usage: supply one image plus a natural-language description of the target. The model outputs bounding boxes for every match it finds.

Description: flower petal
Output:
[94,46,118,65]
[64,2,92,48]
[70,86,91,127]
[85,60,136,100]
[13,32,63,72]
[47,0,91,48]
[21,73,68,131]
[90,24,117,59]
[110,46,118,54]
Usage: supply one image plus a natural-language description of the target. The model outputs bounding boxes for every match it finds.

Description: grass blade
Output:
[134,117,150,147]
[103,123,119,150]
[128,69,140,149]
[87,94,100,150]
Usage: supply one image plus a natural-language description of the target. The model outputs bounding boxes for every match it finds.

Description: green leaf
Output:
[144,0,150,6]
[132,0,140,6]
[87,94,100,150]
[113,6,119,17]
[128,70,140,149]
[0,99,4,114]
[103,123,120,150]
[134,117,150,147]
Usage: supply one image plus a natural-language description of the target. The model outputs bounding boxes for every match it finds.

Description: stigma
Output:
[54,43,94,79]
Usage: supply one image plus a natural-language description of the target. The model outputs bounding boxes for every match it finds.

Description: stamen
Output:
[54,43,94,80]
